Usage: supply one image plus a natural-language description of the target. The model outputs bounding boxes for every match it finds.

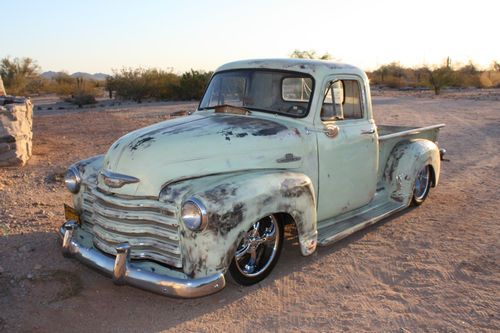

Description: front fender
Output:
[384,140,440,205]
[160,171,317,278]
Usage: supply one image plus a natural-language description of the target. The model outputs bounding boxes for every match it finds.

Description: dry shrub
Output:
[480,72,500,88]
[106,68,212,102]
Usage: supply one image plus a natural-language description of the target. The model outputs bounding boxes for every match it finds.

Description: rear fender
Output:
[384,140,440,205]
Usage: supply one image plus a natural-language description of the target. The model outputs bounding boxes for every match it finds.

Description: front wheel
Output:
[228,215,284,285]
[412,165,431,206]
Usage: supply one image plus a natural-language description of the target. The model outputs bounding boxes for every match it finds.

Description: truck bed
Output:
[377,124,445,182]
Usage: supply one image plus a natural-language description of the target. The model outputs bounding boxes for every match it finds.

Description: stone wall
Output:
[0,96,33,166]
[0,76,5,96]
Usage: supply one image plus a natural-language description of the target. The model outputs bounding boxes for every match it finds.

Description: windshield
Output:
[199,69,314,117]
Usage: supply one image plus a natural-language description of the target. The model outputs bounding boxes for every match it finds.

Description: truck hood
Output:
[99,112,307,196]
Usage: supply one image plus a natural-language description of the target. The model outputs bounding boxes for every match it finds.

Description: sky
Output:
[1,0,498,74]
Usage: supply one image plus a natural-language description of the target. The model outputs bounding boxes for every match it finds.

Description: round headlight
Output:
[181,198,208,231]
[64,166,81,194]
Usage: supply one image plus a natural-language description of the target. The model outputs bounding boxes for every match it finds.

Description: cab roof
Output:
[216,58,366,79]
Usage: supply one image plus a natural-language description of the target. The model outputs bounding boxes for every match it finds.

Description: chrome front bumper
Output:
[58,221,225,298]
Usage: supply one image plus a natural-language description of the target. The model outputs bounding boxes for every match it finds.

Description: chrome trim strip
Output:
[91,187,175,215]
[96,186,159,201]
[59,221,225,298]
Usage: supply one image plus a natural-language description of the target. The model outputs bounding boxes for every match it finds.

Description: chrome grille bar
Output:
[81,186,182,268]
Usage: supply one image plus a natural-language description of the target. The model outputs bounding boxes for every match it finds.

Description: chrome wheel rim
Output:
[414,165,430,200]
[234,215,280,278]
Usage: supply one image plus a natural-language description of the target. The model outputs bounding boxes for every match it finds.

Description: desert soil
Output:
[0,90,499,332]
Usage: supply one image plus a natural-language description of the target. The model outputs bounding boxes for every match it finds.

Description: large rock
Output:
[0,96,33,166]
[0,77,5,96]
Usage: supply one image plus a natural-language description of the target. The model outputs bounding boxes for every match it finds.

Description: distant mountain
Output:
[40,71,60,80]
[71,72,110,81]
[40,71,110,81]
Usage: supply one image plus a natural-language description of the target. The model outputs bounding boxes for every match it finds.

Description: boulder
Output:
[0,96,33,166]
[0,77,5,96]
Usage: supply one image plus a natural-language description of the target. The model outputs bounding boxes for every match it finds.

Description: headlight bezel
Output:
[181,197,208,231]
[64,166,82,194]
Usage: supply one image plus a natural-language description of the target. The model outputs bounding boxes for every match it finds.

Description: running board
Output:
[317,200,407,246]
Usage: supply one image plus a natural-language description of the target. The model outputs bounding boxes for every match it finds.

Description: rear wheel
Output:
[228,215,284,285]
[412,165,431,206]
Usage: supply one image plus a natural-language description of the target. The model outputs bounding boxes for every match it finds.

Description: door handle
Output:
[361,129,375,135]
[305,125,339,138]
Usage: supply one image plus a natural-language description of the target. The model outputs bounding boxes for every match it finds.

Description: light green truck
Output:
[59,59,445,297]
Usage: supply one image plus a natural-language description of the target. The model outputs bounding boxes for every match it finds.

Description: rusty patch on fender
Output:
[280,179,307,198]
[202,183,238,203]
[208,202,246,235]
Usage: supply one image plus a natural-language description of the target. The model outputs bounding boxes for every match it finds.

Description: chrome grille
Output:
[81,186,182,268]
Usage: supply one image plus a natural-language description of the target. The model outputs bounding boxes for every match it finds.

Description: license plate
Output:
[64,204,80,224]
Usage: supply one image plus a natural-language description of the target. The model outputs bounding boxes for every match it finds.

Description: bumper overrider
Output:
[58,220,226,298]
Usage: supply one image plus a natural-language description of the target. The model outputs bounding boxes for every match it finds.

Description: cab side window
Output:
[321,79,363,121]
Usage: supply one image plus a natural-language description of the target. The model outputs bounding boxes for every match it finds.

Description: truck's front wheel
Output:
[228,215,284,285]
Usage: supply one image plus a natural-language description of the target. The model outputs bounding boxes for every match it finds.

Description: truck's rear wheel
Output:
[412,165,431,206]
[228,215,284,285]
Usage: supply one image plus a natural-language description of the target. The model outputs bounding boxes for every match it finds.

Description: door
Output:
[316,76,378,221]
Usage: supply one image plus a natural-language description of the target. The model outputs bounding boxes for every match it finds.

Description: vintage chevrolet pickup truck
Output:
[59,59,445,297]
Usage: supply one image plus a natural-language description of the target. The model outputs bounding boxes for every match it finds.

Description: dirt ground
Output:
[0,90,499,332]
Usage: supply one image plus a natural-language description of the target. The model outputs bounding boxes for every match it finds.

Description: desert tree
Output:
[374,65,389,83]
[424,66,454,95]
[108,67,181,102]
[372,62,407,88]
[0,57,42,95]
[414,66,431,87]
[105,76,116,99]
[178,70,213,100]
[456,60,481,88]
[491,61,500,72]
[290,49,333,60]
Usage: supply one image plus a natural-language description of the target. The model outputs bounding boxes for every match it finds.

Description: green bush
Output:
[178,70,213,100]
[368,58,495,94]
[0,57,41,95]
[106,68,212,102]
[64,91,97,107]
[46,72,75,95]
[58,77,99,107]
[480,71,500,88]
[428,66,454,95]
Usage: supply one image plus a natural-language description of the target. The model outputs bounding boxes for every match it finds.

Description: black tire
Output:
[228,215,284,286]
[412,165,431,206]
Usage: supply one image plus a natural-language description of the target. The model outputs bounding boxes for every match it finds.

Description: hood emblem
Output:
[100,170,140,188]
